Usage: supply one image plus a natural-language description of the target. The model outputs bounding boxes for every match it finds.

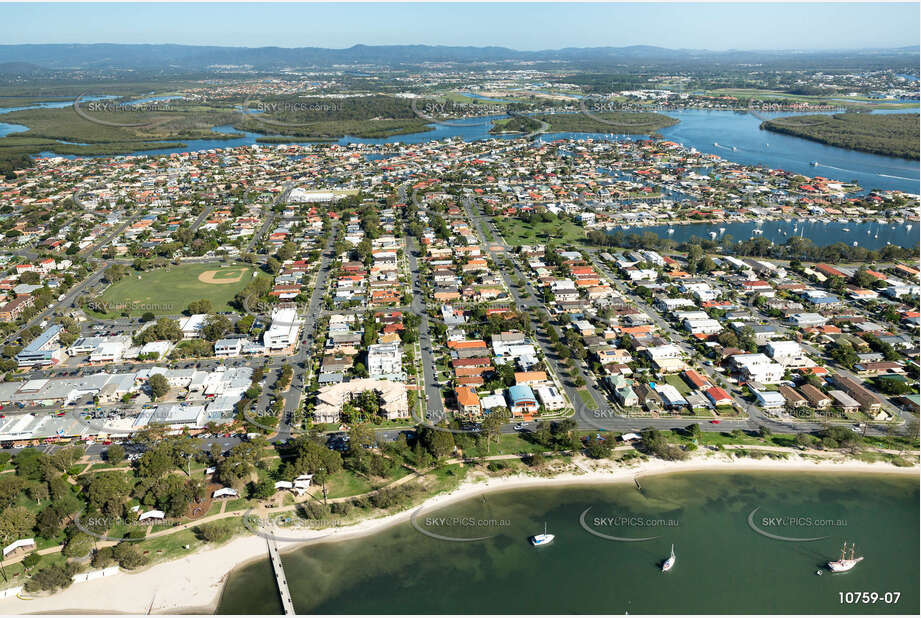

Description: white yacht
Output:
[661,544,676,572]
[530,523,554,547]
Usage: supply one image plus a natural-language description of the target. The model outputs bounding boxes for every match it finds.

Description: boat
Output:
[719,227,726,233]
[842,228,850,232]
[752,229,763,235]
[661,544,676,572]
[810,161,819,166]
[731,146,737,152]
[667,228,675,234]
[852,241,858,246]
[827,542,863,573]
[709,231,717,239]
[713,142,719,147]
[530,523,554,547]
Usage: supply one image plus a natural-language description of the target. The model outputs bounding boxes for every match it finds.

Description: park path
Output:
[2,444,917,571]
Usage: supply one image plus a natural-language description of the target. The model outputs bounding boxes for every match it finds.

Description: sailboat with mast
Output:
[827,542,863,572]
[529,522,554,546]
[661,544,676,572]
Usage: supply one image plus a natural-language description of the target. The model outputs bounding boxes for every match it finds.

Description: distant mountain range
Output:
[0,43,918,72]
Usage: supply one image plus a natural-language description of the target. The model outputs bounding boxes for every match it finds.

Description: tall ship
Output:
[661,544,676,572]
[827,542,863,573]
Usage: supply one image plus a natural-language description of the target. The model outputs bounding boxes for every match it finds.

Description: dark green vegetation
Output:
[538,111,678,134]
[0,105,229,173]
[489,115,542,134]
[234,95,433,139]
[761,113,920,160]
[0,93,446,169]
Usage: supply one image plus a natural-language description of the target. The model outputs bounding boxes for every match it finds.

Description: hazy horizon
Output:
[1,2,919,51]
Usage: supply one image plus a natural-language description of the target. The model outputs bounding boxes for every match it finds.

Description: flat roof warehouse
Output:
[0,366,254,443]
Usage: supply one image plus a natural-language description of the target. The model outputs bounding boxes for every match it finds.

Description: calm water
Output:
[656,109,920,195]
[8,96,920,194]
[635,219,918,250]
[217,472,919,615]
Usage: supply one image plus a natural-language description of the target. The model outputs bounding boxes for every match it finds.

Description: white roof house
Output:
[178,314,208,339]
[536,385,566,410]
[138,510,165,521]
[367,342,403,380]
[480,393,507,411]
[138,340,172,360]
[731,353,785,384]
[212,487,238,499]
[2,538,35,557]
[264,306,303,350]
[753,388,786,410]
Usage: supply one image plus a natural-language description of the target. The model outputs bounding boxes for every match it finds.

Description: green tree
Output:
[419,425,455,460]
[148,373,170,400]
[106,444,126,465]
[0,506,36,542]
[103,264,128,283]
[202,314,232,342]
[25,563,75,592]
[112,542,148,569]
[0,476,25,509]
[137,444,174,478]
[84,472,131,516]
[198,521,233,543]
[62,532,93,558]
[187,299,214,315]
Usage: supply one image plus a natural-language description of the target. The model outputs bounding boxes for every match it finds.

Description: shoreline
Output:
[1,453,917,615]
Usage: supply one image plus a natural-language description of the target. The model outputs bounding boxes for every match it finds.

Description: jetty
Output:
[266,536,296,615]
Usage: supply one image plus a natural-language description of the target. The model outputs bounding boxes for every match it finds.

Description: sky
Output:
[1,2,919,51]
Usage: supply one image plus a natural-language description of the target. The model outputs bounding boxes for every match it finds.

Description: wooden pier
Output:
[266,536,296,615]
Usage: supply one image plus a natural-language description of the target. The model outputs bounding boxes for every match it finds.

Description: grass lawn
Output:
[492,217,586,247]
[224,497,250,512]
[491,433,541,455]
[664,374,692,396]
[92,262,262,318]
[324,469,374,499]
[577,390,597,410]
[205,501,224,516]
[427,463,468,493]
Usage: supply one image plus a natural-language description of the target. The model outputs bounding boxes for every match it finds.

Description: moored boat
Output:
[827,542,863,573]
[530,522,554,547]
[661,544,676,572]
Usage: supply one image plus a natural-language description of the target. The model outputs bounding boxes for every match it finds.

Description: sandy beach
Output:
[1,452,916,615]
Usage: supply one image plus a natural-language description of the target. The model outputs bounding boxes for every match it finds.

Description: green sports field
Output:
[91,263,260,317]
